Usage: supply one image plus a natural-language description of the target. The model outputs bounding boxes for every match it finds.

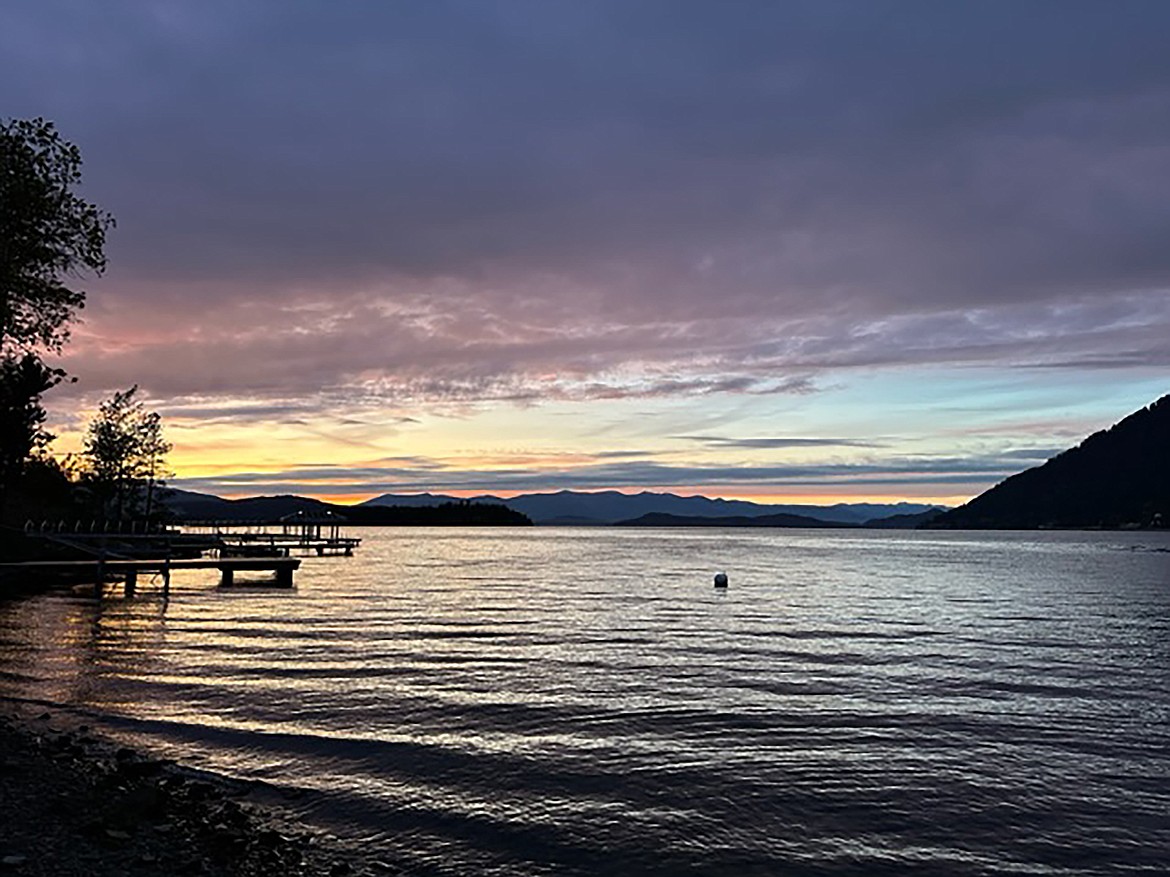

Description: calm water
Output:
[2,528,1169,875]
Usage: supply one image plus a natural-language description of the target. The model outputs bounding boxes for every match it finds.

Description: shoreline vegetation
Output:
[0,699,392,876]
[180,499,535,528]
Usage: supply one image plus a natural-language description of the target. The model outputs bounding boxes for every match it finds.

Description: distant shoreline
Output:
[165,489,944,529]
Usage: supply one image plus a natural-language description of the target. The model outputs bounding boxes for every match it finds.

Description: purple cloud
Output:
[0,0,1166,415]
[171,450,1035,498]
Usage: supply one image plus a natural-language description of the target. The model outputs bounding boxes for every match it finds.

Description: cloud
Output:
[49,286,1168,415]
[678,436,882,450]
[154,401,321,423]
[0,1,1167,409]
[998,447,1066,461]
[172,450,1030,497]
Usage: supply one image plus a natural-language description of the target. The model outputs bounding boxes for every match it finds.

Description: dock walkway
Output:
[183,520,362,557]
[0,556,301,596]
[216,532,361,556]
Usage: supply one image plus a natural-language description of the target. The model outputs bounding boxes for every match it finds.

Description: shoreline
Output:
[0,699,392,876]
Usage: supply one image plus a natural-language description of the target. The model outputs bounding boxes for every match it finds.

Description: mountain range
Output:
[165,488,941,527]
[359,490,942,526]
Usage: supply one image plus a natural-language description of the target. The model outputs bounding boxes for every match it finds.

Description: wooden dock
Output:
[8,515,360,600]
[0,556,301,596]
[184,519,362,557]
[215,532,361,557]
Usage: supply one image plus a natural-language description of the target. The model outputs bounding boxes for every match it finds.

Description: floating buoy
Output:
[714,572,728,588]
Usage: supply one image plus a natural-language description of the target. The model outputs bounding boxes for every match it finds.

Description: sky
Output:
[2,0,1168,505]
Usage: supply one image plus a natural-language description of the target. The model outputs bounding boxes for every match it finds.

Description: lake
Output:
[2,528,1168,875]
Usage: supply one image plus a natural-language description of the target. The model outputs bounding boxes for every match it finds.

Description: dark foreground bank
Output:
[0,703,392,876]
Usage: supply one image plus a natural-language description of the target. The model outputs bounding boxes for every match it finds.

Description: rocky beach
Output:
[0,703,388,877]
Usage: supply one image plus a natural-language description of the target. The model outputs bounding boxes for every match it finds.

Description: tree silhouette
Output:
[81,386,172,522]
[0,354,67,520]
[0,118,113,520]
[0,117,113,354]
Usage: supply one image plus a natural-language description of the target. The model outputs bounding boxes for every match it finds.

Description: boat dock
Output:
[0,555,301,596]
[213,531,361,557]
[6,511,362,598]
[185,511,362,557]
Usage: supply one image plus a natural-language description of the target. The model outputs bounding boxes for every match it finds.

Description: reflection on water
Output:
[3,528,1170,875]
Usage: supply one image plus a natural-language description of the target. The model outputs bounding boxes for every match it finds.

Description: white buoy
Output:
[714,572,728,588]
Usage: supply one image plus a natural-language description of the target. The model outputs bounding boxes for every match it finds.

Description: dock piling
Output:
[94,551,105,599]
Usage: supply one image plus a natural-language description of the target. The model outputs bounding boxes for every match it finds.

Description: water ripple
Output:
[2,527,1169,875]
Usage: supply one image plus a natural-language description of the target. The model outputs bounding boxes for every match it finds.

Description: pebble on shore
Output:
[0,706,394,876]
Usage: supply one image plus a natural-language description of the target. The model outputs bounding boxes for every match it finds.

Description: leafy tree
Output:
[0,118,112,524]
[8,454,79,523]
[0,117,113,354]
[0,353,69,521]
[138,409,171,520]
[81,386,172,522]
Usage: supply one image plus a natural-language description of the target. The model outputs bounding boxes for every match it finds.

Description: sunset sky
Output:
[2,1,1168,505]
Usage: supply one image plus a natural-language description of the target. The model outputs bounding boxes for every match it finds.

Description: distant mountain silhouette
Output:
[361,489,941,526]
[864,509,945,529]
[930,394,1170,529]
[164,491,530,526]
[617,511,849,528]
[167,488,942,528]
[336,502,530,527]
[164,491,327,520]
